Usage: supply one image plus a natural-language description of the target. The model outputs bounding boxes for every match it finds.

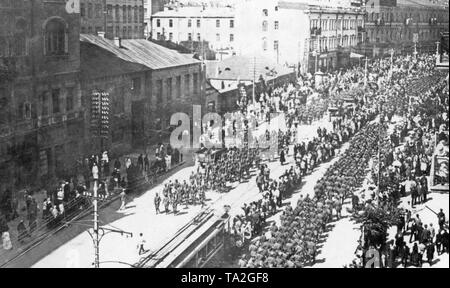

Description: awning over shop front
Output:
[350,52,365,59]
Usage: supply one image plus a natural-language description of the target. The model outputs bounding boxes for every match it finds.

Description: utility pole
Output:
[389,48,394,81]
[93,180,100,268]
[252,56,256,104]
[435,41,440,63]
[314,51,319,74]
[364,57,369,88]
[84,181,133,268]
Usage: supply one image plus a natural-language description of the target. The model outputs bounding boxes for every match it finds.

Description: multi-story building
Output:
[80,0,145,39]
[234,0,366,73]
[151,5,236,52]
[1,0,83,193]
[143,0,167,39]
[81,34,205,153]
[364,0,449,56]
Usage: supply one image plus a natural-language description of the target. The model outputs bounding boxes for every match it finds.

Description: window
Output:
[156,19,161,27]
[14,18,27,56]
[275,6,279,11]
[139,7,144,23]
[216,33,220,41]
[52,89,60,113]
[197,33,201,42]
[95,4,102,18]
[193,73,198,94]
[134,6,138,22]
[263,9,268,17]
[188,33,192,41]
[169,19,173,27]
[230,34,234,42]
[156,80,163,104]
[230,20,234,28]
[87,3,93,18]
[44,18,68,56]
[262,38,268,51]
[169,32,173,41]
[115,5,120,20]
[274,40,279,51]
[113,90,125,114]
[80,3,85,17]
[128,5,132,22]
[66,87,74,112]
[123,5,127,22]
[274,21,279,30]
[262,21,268,32]
[176,76,181,98]
[166,78,172,101]
[40,92,49,116]
[132,78,141,95]
[216,20,220,28]
[197,19,201,28]
[185,75,190,93]
[17,101,31,120]
[188,19,192,27]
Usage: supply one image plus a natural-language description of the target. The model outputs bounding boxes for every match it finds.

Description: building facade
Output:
[80,0,145,39]
[143,0,167,38]
[151,5,236,52]
[1,0,83,193]
[80,35,205,154]
[364,0,449,56]
[234,0,365,73]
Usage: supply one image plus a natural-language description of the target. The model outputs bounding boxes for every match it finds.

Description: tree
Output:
[353,203,403,247]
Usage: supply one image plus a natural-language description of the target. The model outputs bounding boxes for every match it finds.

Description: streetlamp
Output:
[389,48,394,81]
[364,56,369,88]
[312,50,319,74]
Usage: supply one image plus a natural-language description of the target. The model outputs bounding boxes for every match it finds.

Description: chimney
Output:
[97,31,106,38]
[114,37,122,47]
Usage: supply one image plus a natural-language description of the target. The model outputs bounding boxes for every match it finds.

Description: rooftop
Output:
[397,0,449,8]
[80,34,200,73]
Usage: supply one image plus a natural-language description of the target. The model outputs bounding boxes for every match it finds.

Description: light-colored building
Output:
[143,0,167,39]
[151,5,236,52]
[364,0,449,57]
[234,0,366,73]
[80,0,145,39]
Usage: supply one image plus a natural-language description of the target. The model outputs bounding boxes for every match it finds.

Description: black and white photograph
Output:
[0,0,448,273]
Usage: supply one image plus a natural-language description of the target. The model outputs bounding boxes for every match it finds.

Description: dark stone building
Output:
[1,0,83,194]
[80,34,205,156]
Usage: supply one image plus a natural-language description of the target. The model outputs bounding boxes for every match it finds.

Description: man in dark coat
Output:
[17,220,30,243]
[137,154,144,171]
[426,243,435,266]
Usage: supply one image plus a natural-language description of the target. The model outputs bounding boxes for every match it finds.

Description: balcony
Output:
[310,27,322,37]
[375,18,385,26]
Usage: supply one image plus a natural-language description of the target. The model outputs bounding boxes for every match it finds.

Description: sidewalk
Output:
[0,142,188,267]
